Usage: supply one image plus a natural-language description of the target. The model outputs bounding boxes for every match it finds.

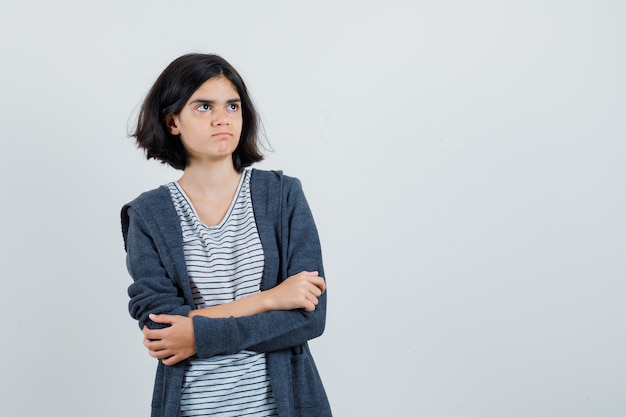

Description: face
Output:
[167,75,243,166]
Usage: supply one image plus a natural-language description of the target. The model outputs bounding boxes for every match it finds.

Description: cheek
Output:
[233,120,243,135]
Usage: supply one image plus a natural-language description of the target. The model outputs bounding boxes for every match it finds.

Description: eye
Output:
[228,103,240,111]
[196,103,211,112]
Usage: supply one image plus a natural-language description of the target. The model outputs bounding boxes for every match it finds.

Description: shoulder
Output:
[121,185,173,221]
[250,168,301,192]
[249,169,306,220]
[124,185,171,210]
[120,185,173,246]
[250,168,282,186]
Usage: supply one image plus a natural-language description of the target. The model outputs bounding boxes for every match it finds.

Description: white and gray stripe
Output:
[168,168,277,417]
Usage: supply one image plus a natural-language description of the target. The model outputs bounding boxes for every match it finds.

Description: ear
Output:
[166,114,180,135]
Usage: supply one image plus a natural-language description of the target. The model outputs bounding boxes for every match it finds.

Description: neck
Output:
[178,158,242,199]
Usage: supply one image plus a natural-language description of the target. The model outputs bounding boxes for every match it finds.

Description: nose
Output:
[212,108,229,126]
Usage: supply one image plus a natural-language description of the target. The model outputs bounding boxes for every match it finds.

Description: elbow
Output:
[312,319,325,339]
[307,305,326,339]
[308,290,327,338]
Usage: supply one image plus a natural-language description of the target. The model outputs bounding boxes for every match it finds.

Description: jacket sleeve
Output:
[123,205,191,330]
[192,177,327,356]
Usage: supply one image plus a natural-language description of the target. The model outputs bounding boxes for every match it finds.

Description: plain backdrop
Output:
[1,1,624,416]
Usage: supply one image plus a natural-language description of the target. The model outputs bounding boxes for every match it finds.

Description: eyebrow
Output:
[189,98,241,105]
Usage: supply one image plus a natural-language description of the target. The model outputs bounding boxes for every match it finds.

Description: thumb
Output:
[149,313,175,324]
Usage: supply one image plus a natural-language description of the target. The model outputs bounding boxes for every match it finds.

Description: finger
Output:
[142,326,164,341]
[149,313,176,324]
[314,276,326,292]
[307,292,319,306]
[149,348,171,360]
[299,271,319,279]
[304,280,322,297]
[303,300,316,312]
[303,293,318,311]
[308,282,322,297]
[143,326,155,339]
[144,337,164,350]
[162,354,181,366]
[304,276,325,292]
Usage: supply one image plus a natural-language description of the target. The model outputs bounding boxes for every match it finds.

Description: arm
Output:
[132,175,327,362]
[190,175,328,357]
[143,270,325,365]
[123,204,191,331]
[124,198,324,324]
[190,271,326,318]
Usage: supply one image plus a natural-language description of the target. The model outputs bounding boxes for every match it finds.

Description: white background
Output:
[1,1,624,416]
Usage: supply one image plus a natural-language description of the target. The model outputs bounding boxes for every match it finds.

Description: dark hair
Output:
[131,53,264,171]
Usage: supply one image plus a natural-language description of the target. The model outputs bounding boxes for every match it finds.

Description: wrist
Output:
[259,289,275,312]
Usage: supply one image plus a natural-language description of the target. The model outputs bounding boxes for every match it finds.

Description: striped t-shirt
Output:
[167,168,278,417]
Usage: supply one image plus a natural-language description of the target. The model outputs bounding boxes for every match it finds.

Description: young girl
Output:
[121,53,332,417]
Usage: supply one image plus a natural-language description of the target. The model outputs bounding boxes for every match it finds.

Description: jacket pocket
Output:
[290,347,328,414]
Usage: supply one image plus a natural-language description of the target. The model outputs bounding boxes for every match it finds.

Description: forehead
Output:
[191,75,240,99]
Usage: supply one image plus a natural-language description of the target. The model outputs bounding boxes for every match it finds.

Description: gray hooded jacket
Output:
[121,169,331,417]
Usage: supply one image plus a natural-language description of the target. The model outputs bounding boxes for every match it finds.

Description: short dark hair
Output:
[131,53,264,171]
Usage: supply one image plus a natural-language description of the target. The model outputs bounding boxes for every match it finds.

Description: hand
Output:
[266,271,326,312]
[142,314,196,366]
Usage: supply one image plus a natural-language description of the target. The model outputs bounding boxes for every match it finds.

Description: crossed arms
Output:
[142,271,325,365]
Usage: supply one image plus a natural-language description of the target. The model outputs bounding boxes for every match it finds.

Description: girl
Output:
[121,53,332,417]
